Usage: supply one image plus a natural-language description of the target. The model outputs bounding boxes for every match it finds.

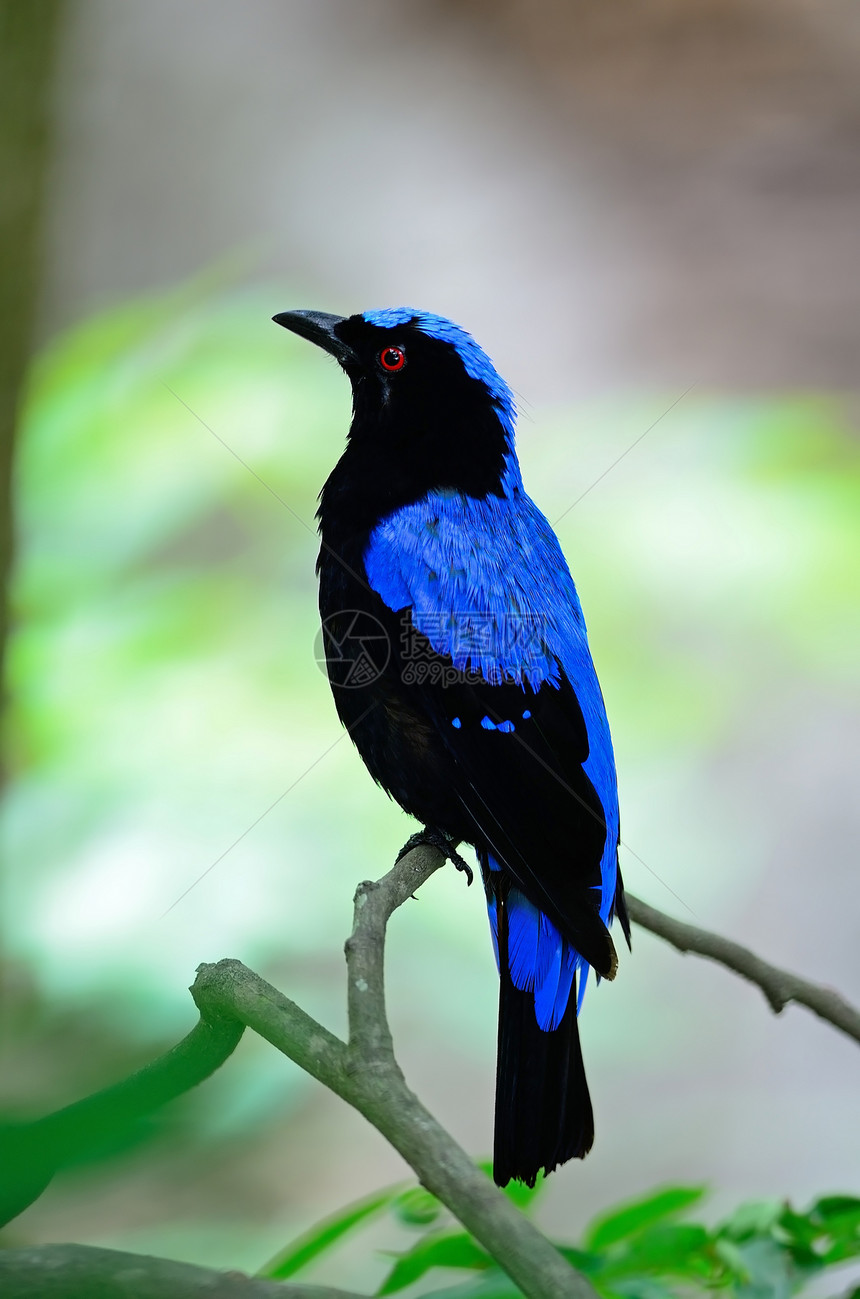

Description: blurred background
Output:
[1,0,858,1291]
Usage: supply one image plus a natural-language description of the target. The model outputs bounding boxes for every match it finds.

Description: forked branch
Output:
[192,844,592,1299]
[4,850,857,1298]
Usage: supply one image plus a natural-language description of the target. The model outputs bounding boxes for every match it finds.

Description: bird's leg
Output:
[396,825,474,887]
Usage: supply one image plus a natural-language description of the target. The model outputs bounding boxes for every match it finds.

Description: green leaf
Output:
[502,1173,545,1212]
[732,1237,795,1299]
[598,1224,713,1282]
[258,1181,406,1279]
[714,1236,750,1279]
[377,1230,493,1295]
[559,1246,602,1274]
[808,1195,860,1263]
[776,1207,820,1263]
[421,1273,523,1299]
[814,1196,860,1220]
[584,1186,706,1252]
[475,1159,544,1211]
[391,1185,444,1228]
[720,1199,784,1242]
[604,1278,678,1299]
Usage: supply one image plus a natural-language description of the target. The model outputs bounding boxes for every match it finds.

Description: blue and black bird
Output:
[274,307,629,1187]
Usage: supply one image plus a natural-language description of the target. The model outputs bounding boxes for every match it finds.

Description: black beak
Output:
[273,310,355,365]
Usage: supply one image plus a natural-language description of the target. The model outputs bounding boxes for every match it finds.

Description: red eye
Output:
[379,345,406,372]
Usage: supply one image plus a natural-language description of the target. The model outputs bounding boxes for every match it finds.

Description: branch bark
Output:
[0,1243,365,1299]
[193,844,593,1299]
[626,892,860,1046]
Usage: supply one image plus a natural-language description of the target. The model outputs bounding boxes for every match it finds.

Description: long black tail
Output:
[492,920,594,1188]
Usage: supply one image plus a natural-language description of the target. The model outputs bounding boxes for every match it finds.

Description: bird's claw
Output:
[396,827,474,886]
[445,843,474,887]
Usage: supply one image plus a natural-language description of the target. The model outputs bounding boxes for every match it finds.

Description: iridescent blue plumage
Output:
[363,406,620,938]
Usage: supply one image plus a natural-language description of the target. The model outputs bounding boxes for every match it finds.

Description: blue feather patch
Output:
[486,894,500,971]
[506,890,580,1031]
[485,857,585,1029]
[508,892,541,990]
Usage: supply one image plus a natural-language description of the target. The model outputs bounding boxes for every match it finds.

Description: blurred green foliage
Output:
[259,1175,860,1297]
[1,283,858,1281]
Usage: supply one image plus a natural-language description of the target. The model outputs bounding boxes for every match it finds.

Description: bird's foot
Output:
[396,826,474,886]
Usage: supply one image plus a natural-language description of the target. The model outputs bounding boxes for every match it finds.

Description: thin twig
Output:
[626,892,860,1046]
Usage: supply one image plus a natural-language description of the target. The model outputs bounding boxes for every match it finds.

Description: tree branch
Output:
[0,1006,244,1226]
[626,892,860,1046]
[7,855,858,1298]
[193,844,593,1299]
[0,1243,365,1298]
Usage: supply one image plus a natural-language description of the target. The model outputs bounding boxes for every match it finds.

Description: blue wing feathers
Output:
[364,490,585,689]
[537,940,577,1033]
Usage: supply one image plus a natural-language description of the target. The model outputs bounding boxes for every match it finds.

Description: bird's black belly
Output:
[315,551,470,834]
[331,661,474,839]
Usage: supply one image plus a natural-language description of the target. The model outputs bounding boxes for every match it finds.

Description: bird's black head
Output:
[274,308,521,510]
